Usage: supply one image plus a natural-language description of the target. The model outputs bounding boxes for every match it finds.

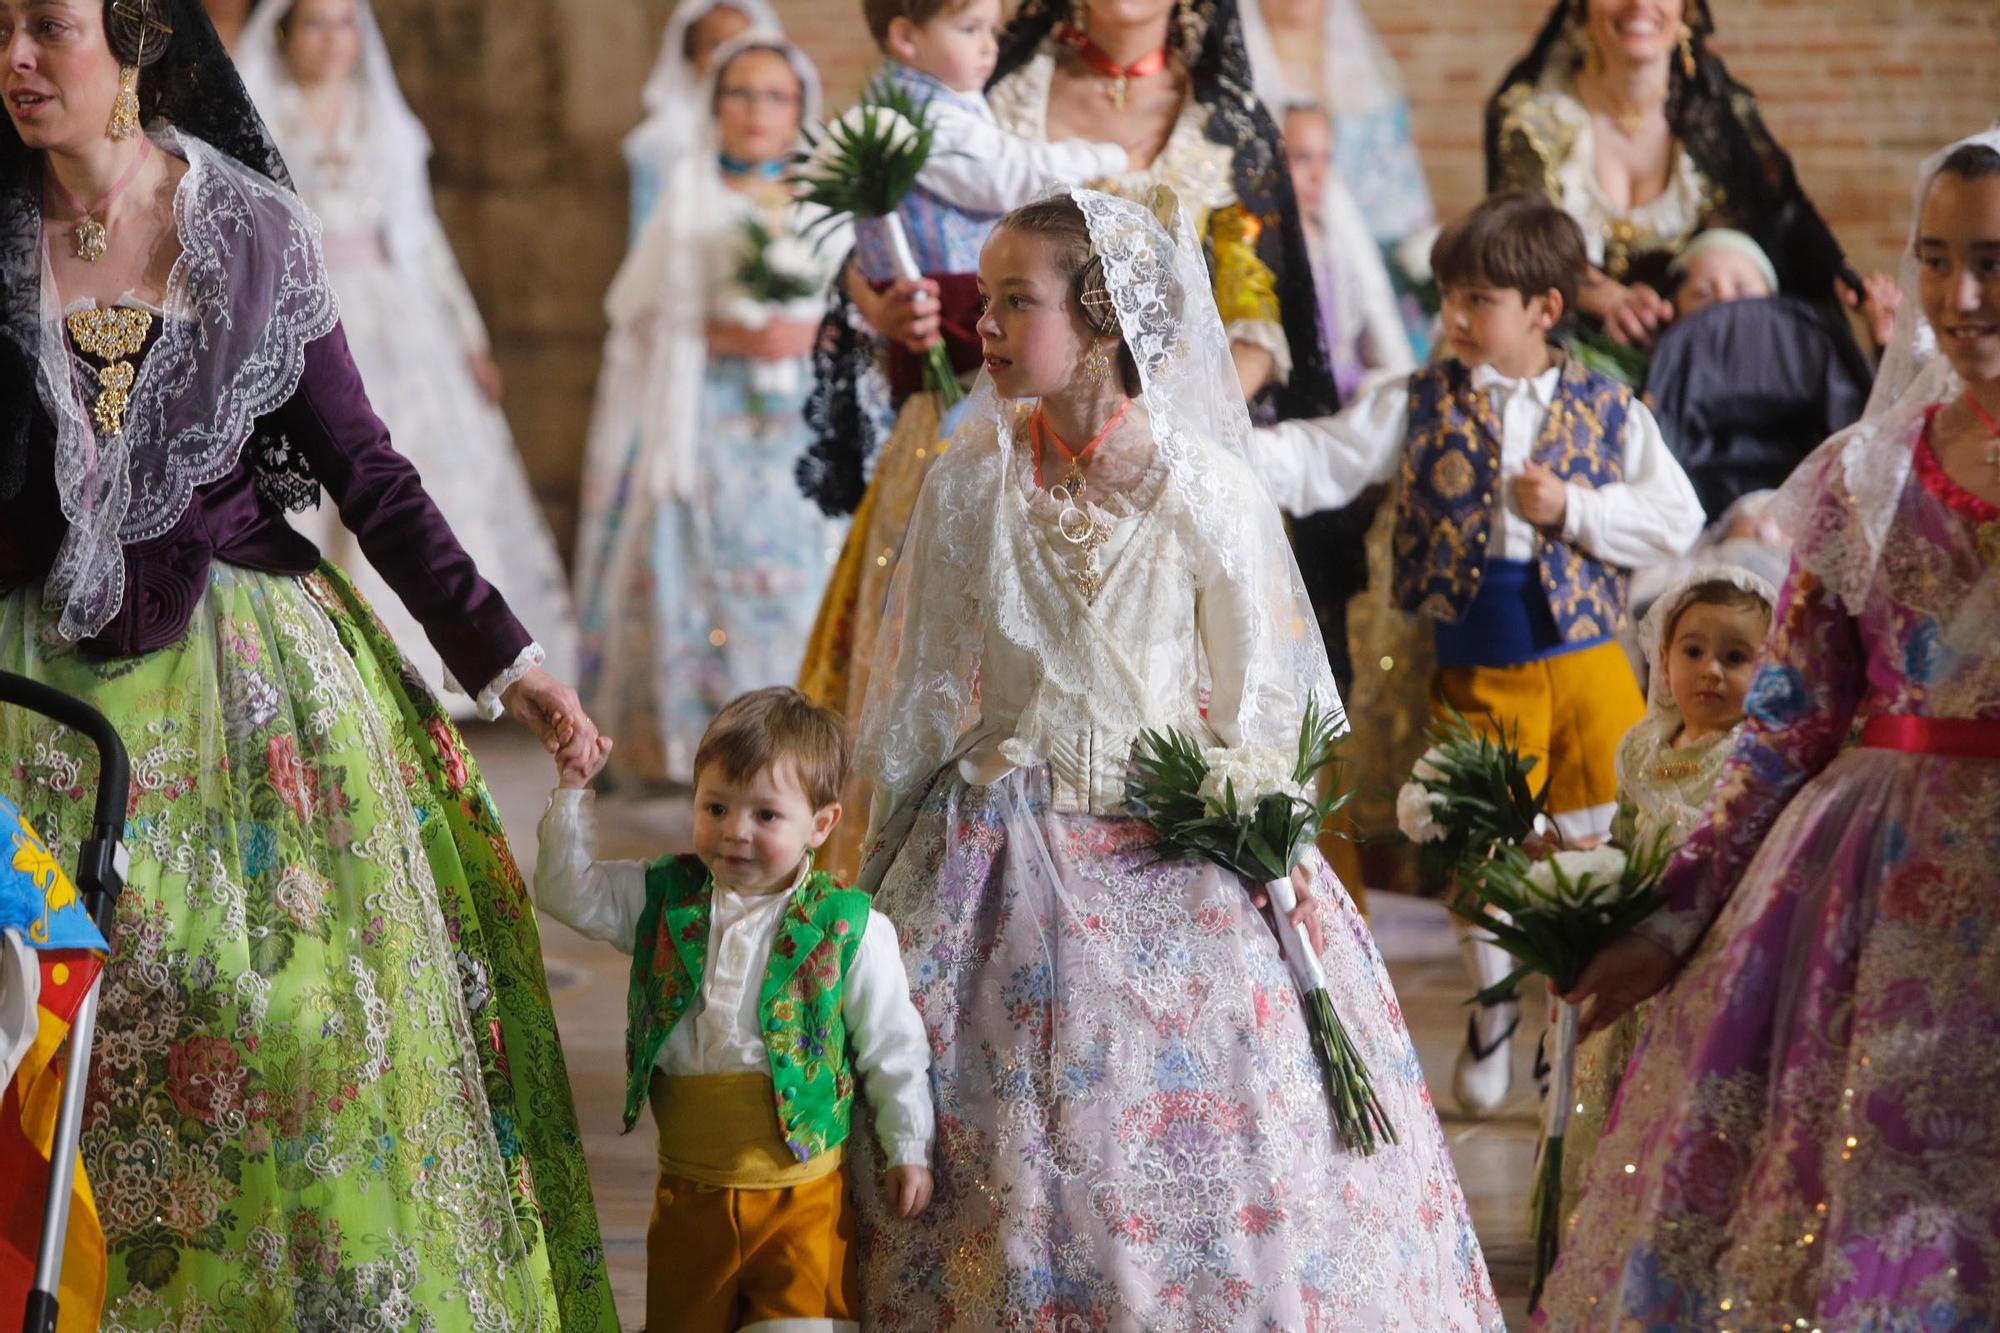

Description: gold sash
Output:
[649,1071,842,1189]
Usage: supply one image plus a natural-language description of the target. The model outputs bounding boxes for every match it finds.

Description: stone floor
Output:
[468,723,1547,1329]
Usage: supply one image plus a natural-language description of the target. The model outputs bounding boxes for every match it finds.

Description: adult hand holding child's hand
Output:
[887,1165,933,1219]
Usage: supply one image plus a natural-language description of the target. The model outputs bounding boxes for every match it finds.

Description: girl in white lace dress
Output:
[236,0,577,709]
[849,187,1500,1331]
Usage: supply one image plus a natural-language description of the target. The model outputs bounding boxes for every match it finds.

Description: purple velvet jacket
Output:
[0,322,531,691]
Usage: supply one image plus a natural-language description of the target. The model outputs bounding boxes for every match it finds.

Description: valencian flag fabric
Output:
[0,793,111,1333]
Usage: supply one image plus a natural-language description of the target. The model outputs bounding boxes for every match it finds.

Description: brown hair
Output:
[1665,579,1773,645]
[993,195,1145,396]
[1431,191,1587,314]
[863,0,975,47]
[693,687,850,809]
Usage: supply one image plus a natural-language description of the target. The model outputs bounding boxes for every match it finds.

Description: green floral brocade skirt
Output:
[0,563,614,1332]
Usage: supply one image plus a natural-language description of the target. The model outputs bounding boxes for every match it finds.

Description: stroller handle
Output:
[1,670,131,1333]
[0,670,129,931]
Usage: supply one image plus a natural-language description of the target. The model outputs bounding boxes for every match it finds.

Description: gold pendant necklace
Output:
[49,137,153,265]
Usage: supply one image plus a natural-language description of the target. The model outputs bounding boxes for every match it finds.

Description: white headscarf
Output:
[622,0,783,175]
[233,0,439,274]
[1772,124,2000,655]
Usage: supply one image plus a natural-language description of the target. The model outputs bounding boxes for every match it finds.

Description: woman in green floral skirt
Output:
[0,0,615,1326]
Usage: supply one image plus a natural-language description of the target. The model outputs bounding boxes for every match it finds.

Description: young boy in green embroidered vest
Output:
[1244,192,1705,1120]
[534,687,933,1333]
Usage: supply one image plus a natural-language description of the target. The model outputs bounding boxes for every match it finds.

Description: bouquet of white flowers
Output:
[1131,698,1395,1155]
[1395,708,1546,884]
[794,79,961,407]
[1449,836,1671,1305]
[723,216,828,400]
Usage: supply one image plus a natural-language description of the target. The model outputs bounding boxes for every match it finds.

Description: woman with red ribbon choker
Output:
[1541,130,2000,1326]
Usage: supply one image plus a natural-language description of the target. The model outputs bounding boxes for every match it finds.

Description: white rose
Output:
[1524,846,1631,897]
[718,292,771,330]
[1396,781,1448,844]
[1196,747,1308,814]
[848,104,920,156]
[1410,748,1447,786]
[765,236,819,280]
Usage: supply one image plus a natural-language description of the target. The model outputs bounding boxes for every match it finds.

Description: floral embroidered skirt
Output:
[1538,746,2000,1329]
[850,766,1502,1332]
[0,563,615,1332]
[579,356,843,786]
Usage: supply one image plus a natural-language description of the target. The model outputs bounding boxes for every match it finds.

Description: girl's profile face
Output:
[1916,170,2000,387]
[975,226,1104,400]
[712,47,802,166]
[283,0,363,88]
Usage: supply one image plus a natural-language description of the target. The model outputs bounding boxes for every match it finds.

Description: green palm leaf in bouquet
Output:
[1131,698,1396,1155]
[793,78,962,407]
[1447,835,1673,1307]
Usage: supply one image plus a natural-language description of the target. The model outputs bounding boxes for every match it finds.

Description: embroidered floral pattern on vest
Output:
[1392,358,1632,642]
[623,855,871,1163]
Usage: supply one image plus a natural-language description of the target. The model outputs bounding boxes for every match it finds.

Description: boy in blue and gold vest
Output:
[1246,192,1704,1118]
[534,687,933,1333]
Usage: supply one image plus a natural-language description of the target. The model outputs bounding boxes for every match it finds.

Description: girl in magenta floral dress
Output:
[1539,128,2000,1329]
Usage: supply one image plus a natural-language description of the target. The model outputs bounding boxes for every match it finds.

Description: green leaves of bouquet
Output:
[734,216,821,305]
[1131,695,1349,882]
[1447,836,1673,1003]
[794,78,935,224]
[1396,707,1546,882]
[793,78,963,408]
[1131,698,1395,1155]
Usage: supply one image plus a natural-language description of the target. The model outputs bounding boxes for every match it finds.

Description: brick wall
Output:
[371,0,1997,550]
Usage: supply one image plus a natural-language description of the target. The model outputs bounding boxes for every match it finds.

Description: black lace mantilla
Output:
[1,0,318,510]
[796,0,1340,517]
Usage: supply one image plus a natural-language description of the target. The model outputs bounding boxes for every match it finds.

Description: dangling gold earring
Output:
[1677,22,1696,79]
[108,63,142,140]
[1083,341,1111,383]
[1174,0,1207,57]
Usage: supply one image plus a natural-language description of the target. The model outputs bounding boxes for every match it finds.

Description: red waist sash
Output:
[1860,715,2000,758]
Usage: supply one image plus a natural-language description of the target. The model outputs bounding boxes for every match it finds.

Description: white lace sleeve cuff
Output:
[443,641,545,721]
[1225,317,1293,386]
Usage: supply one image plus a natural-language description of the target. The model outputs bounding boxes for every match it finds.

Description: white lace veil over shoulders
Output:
[1772,124,2000,654]
[855,186,1344,802]
[35,126,337,642]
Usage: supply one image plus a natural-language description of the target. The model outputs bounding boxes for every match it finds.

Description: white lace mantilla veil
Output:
[623,0,782,174]
[233,0,461,279]
[573,30,824,597]
[855,185,1345,803]
[35,126,337,641]
[1772,123,2000,657]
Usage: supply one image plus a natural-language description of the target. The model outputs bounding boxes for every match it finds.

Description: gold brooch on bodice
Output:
[66,306,154,436]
